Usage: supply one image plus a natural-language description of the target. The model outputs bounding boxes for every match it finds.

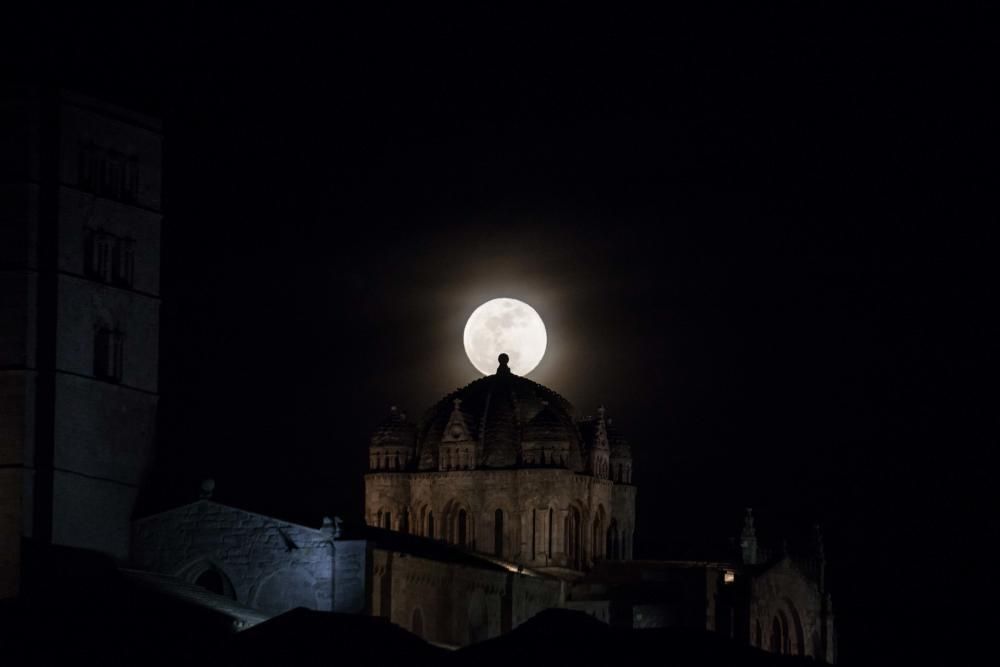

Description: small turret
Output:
[369,405,416,471]
[607,416,633,483]
[588,406,611,479]
[740,507,760,565]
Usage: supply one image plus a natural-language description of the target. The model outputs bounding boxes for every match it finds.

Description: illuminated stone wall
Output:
[132,500,337,615]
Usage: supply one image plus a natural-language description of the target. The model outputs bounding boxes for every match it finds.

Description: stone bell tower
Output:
[0,88,162,597]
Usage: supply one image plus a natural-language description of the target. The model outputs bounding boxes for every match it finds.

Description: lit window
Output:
[724,569,736,584]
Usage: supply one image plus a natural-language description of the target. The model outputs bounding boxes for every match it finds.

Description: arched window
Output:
[531,509,537,560]
[494,509,504,557]
[192,566,235,600]
[457,509,468,547]
[565,507,582,569]
[548,508,554,557]
[592,516,601,560]
[412,608,424,637]
[195,569,225,595]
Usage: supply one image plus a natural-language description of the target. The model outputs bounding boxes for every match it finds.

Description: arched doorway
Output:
[411,608,424,637]
[771,616,784,655]
[606,519,619,560]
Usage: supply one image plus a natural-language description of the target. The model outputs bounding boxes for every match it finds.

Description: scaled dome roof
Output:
[415,354,585,471]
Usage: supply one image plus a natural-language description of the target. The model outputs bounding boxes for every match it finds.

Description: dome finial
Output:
[497,353,510,375]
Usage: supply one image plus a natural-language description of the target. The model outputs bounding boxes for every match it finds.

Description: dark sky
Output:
[5,3,996,662]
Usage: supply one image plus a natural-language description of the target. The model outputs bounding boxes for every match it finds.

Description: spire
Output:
[594,405,609,449]
[740,508,760,565]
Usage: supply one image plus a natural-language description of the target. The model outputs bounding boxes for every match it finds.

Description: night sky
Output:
[5,3,996,662]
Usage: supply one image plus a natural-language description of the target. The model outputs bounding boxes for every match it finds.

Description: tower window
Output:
[111,237,135,287]
[85,229,136,288]
[80,144,139,203]
[94,327,124,382]
[84,229,113,282]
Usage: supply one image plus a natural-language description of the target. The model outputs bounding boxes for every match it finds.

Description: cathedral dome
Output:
[370,406,416,448]
[415,354,584,471]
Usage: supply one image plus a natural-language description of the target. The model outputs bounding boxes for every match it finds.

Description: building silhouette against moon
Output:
[2,89,835,662]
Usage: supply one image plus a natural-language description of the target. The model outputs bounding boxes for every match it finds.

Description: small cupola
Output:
[369,405,416,472]
[607,416,633,483]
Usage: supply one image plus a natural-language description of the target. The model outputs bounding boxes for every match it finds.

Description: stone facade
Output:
[372,549,563,646]
[132,500,339,615]
[1,88,161,597]
[365,354,637,573]
[131,498,565,647]
[750,557,836,662]
[560,509,836,661]
[367,469,636,570]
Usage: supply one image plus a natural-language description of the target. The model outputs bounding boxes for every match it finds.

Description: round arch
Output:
[781,597,806,656]
[442,499,475,547]
[175,557,237,601]
[563,502,586,570]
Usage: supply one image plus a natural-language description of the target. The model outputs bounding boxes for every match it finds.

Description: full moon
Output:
[464,298,547,376]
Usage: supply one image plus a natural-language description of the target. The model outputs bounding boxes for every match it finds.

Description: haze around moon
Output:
[463,298,547,376]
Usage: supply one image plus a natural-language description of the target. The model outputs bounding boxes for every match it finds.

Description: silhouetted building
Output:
[0,87,162,597]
